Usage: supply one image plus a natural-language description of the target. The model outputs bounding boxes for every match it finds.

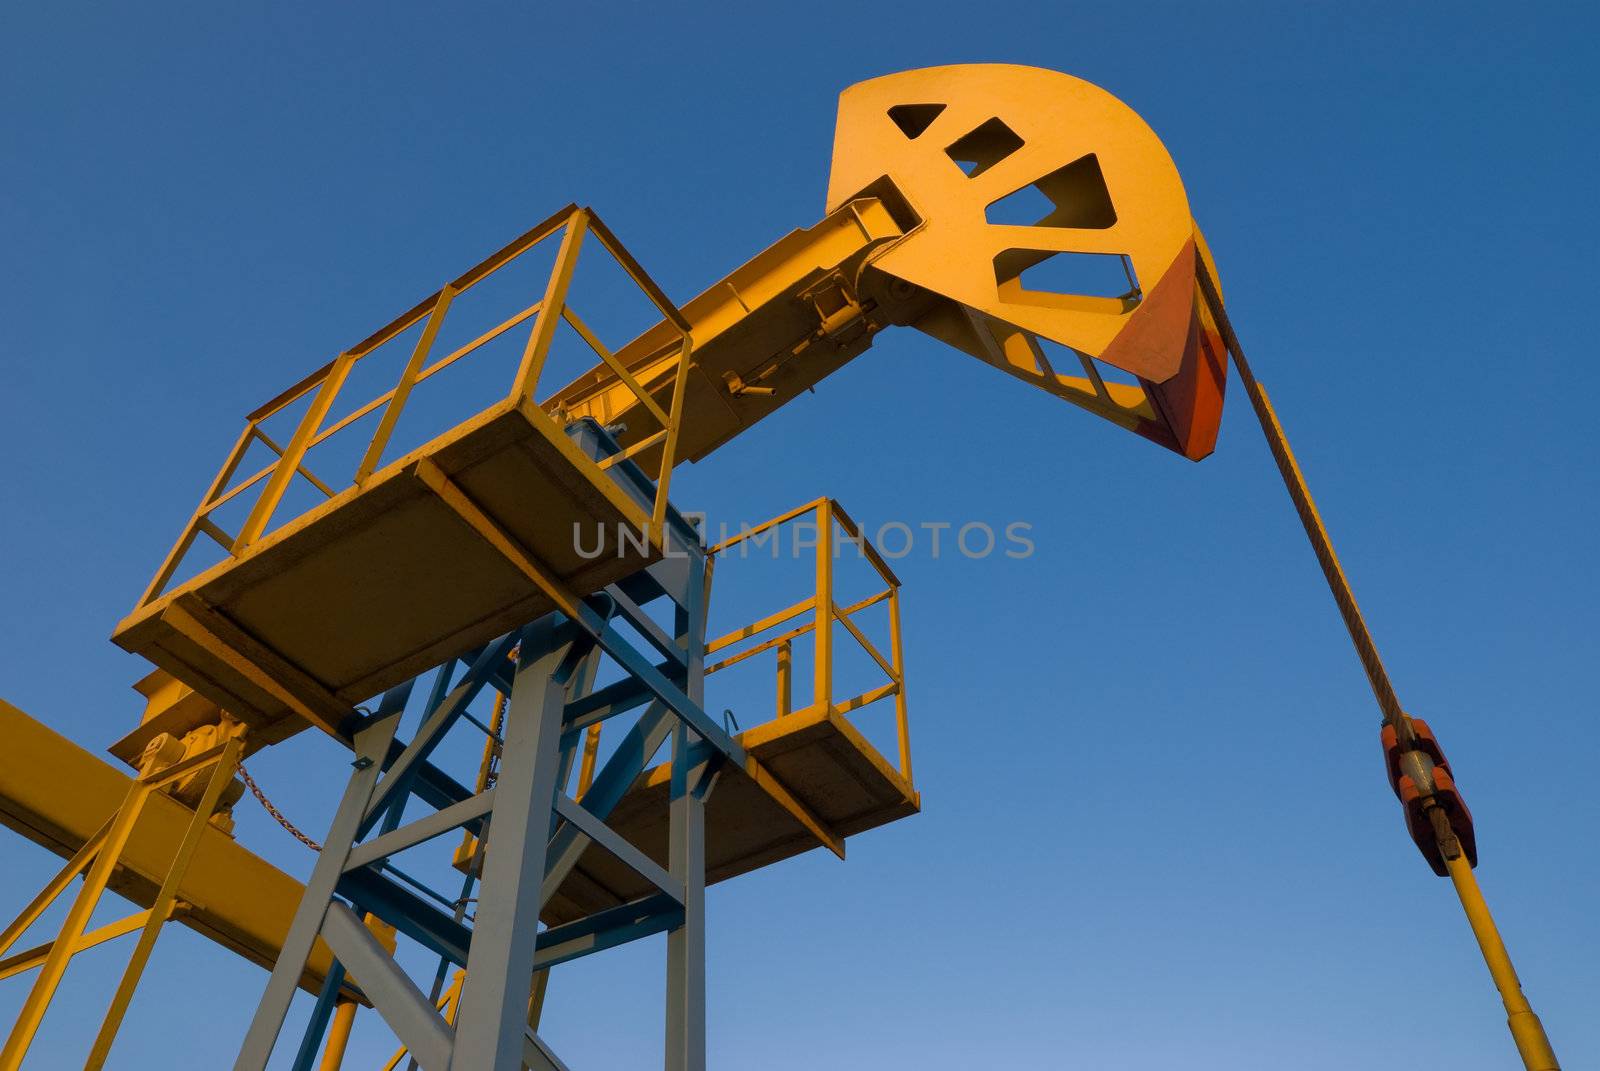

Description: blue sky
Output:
[1,3,1596,1068]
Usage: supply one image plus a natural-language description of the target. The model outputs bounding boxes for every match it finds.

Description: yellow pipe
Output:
[775,641,792,718]
[317,998,358,1071]
[576,724,602,798]
[813,501,833,713]
[528,968,550,1031]
[1442,852,1559,1070]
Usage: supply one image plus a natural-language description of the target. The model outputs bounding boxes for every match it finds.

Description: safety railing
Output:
[704,498,912,784]
[137,205,694,607]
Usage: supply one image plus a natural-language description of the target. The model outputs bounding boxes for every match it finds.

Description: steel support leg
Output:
[234,713,402,1071]
[666,550,711,1071]
[233,516,724,1071]
[449,622,573,1070]
[664,723,708,1071]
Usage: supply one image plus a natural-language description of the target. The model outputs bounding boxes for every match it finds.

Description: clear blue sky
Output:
[2,3,1596,1068]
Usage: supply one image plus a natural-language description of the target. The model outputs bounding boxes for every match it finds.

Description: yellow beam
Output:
[706,595,816,657]
[742,756,844,860]
[0,911,150,983]
[414,457,585,620]
[0,700,337,995]
[162,596,348,738]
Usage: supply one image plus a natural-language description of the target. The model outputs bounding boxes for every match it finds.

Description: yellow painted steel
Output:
[707,498,910,784]
[1443,854,1560,1070]
[377,970,465,1071]
[829,64,1194,380]
[312,915,397,1071]
[107,63,1229,766]
[129,204,693,623]
[1195,263,1561,1070]
[547,200,905,465]
[552,64,1226,464]
[110,65,1225,763]
[110,206,698,752]
[317,999,358,1071]
[0,913,149,984]
[354,284,458,485]
[576,723,603,797]
[0,700,340,1003]
[813,499,834,715]
[0,61,1563,1069]
[0,730,246,1069]
[82,736,245,1070]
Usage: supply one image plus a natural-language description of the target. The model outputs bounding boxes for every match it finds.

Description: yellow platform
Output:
[544,704,918,926]
[112,397,663,747]
[112,206,695,750]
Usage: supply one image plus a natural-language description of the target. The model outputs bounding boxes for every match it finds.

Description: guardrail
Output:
[704,498,912,783]
[137,205,693,607]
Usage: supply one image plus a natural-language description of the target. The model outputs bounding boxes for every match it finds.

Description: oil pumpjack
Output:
[0,65,1561,1070]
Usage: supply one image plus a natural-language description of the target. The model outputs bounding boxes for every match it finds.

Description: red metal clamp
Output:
[1380,718,1477,876]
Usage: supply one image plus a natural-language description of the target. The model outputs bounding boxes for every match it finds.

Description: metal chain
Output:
[237,761,323,852]
[233,649,512,862]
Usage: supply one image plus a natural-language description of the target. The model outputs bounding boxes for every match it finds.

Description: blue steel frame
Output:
[233,423,736,1071]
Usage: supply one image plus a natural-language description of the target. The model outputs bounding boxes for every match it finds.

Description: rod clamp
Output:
[1381,717,1477,875]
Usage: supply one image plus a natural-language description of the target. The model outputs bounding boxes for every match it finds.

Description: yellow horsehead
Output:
[552,62,1226,464]
[826,63,1227,459]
